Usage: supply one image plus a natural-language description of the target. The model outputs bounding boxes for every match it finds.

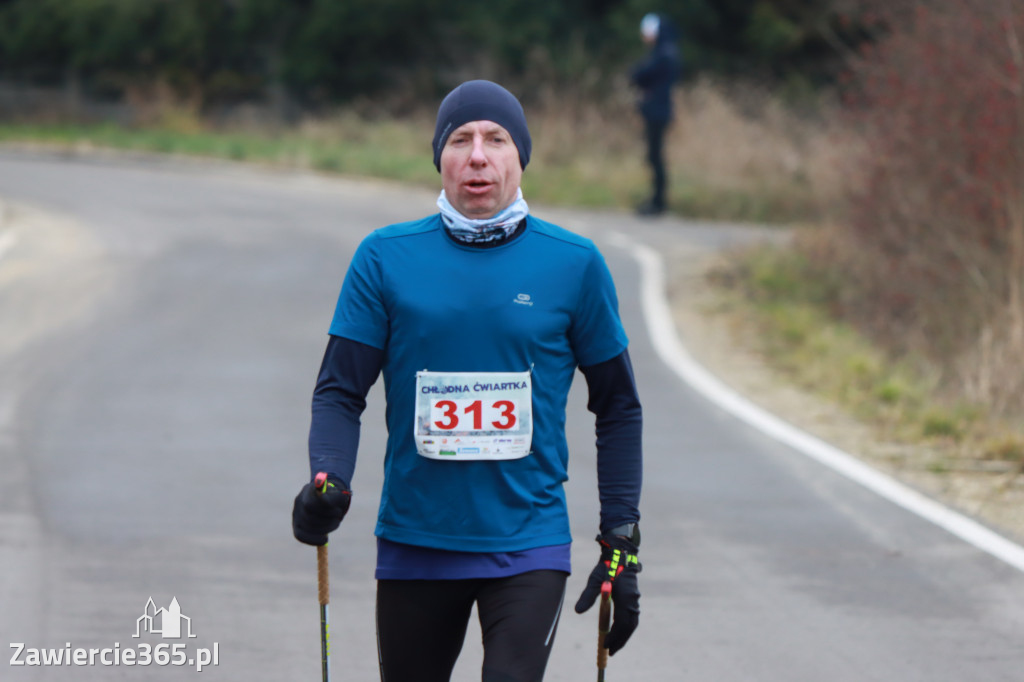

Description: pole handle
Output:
[597,580,612,677]
[317,546,329,606]
[314,472,331,681]
[314,472,330,606]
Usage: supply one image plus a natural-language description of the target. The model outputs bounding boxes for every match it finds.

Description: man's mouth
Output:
[464,180,493,194]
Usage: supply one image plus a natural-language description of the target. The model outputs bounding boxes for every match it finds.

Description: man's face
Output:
[440,120,523,220]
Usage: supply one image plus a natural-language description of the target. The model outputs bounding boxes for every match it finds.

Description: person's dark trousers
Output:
[644,117,669,211]
[376,570,568,682]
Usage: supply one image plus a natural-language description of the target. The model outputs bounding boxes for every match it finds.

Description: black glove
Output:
[291,477,351,546]
[574,533,641,656]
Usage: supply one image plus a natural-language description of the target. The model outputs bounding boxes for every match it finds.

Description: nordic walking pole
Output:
[597,580,612,681]
[314,471,331,682]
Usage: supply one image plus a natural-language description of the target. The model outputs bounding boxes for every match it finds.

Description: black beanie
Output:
[432,80,531,171]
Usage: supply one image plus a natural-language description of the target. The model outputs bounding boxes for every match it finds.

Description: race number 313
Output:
[431,399,517,431]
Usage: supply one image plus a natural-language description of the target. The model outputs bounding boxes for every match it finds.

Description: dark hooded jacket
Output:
[629,15,681,123]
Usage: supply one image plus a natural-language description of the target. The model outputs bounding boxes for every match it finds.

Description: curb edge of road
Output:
[609,231,1024,575]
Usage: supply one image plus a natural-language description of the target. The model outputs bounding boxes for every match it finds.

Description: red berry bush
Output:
[833,0,1024,413]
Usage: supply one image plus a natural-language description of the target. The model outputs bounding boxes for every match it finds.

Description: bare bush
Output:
[829,0,1024,415]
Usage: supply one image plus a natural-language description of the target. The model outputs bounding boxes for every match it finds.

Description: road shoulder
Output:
[665,245,1024,544]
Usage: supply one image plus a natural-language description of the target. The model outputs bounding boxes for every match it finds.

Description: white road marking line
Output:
[0,229,17,262]
[611,232,1024,574]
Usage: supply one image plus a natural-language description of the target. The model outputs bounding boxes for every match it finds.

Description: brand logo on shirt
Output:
[514,293,534,307]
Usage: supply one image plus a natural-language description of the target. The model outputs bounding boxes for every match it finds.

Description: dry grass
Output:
[517,77,851,222]
[3,78,842,223]
[676,81,861,223]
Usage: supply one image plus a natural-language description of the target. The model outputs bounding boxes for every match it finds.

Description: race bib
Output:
[414,370,533,460]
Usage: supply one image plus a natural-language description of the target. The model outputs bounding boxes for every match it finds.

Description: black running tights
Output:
[376,570,568,682]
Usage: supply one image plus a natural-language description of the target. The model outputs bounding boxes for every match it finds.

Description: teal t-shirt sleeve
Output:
[328,233,389,349]
[570,246,629,367]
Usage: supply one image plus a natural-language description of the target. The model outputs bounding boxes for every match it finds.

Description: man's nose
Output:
[469,135,488,165]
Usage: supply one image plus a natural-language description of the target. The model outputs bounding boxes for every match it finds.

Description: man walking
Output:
[292,79,643,682]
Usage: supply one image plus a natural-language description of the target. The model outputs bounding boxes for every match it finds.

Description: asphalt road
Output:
[1,151,1022,681]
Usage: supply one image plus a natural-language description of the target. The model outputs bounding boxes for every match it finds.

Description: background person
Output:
[291,79,644,682]
[631,12,682,216]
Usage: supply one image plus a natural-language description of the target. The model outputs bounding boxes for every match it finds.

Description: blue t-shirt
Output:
[329,215,628,553]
